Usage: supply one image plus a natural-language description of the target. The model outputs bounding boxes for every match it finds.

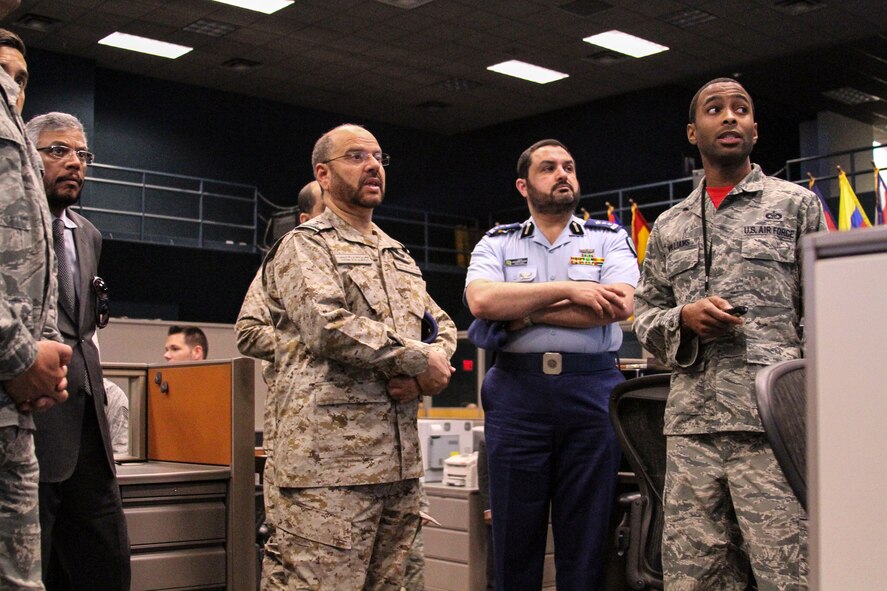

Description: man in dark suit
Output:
[26,112,130,590]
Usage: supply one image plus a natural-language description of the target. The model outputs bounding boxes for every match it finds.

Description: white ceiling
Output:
[4,0,887,135]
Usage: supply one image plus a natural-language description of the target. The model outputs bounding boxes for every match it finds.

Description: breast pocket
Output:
[567,265,601,282]
[504,266,536,283]
[665,243,702,301]
[345,265,386,317]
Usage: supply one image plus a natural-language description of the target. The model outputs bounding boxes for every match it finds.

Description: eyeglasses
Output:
[92,276,109,329]
[37,145,95,165]
[321,151,390,167]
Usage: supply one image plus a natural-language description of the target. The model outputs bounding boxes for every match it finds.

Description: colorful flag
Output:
[837,169,872,230]
[808,175,837,232]
[607,203,622,226]
[580,207,590,221]
[630,202,651,265]
[875,165,887,226]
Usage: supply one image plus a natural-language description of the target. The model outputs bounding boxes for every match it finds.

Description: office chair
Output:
[754,358,807,511]
[610,374,670,590]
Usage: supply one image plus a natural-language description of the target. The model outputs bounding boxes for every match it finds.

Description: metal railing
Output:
[77,163,480,270]
[783,143,886,189]
[80,163,260,252]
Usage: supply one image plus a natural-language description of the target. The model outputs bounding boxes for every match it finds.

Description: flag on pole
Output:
[580,207,590,221]
[630,202,651,265]
[837,168,872,230]
[808,174,837,232]
[606,203,622,225]
[875,164,887,226]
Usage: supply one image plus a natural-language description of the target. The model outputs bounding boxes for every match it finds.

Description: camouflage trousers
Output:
[261,478,421,591]
[0,426,43,590]
[401,526,424,591]
[663,432,807,591]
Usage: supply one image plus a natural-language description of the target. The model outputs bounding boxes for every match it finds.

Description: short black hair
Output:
[168,325,208,359]
[0,29,25,57]
[688,77,753,123]
[516,139,569,179]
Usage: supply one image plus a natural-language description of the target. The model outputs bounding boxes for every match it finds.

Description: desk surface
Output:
[117,461,230,485]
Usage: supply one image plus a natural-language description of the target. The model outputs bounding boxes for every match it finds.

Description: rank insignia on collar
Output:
[520,221,534,238]
[569,220,584,235]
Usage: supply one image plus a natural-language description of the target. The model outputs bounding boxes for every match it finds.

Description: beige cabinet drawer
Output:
[427,495,470,530]
[426,557,469,591]
[131,547,225,590]
[125,501,225,546]
[425,527,469,562]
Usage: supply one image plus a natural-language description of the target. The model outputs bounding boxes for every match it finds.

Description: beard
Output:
[329,169,384,209]
[46,184,82,212]
[526,180,580,216]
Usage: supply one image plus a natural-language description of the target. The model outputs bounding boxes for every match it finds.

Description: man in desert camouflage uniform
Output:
[259,124,456,591]
[0,28,72,590]
[633,78,825,590]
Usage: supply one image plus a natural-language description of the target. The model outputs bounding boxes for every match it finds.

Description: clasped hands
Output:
[5,341,73,413]
[387,350,454,403]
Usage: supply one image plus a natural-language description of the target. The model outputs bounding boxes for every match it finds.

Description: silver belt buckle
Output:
[542,352,562,375]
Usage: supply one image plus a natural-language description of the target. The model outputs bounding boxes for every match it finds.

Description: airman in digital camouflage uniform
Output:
[633,78,825,591]
[259,124,456,591]
[0,28,72,590]
[235,179,323,584]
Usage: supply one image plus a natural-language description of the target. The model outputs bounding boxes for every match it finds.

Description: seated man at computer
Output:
[163,325,208,362]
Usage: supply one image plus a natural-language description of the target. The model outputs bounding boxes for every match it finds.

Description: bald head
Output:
[297,180,324,223]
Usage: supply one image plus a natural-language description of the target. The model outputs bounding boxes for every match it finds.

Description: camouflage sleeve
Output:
[632,222,699,368]
[273,231,431,378]
[40,256,62,344]
[0,283,38,381]
[103,379,130,455]
[234,269,275,362]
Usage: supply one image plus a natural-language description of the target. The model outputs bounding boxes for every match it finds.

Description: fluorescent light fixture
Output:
[583,30,669,58]
[98,32,192,59]
[487,60,568,84]
[210,0,293,14]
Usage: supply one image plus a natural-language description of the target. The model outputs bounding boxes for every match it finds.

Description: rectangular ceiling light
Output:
[210,0,293,14]
[98,32,192,59]
[583,30,669,58]
[487,60,568,84]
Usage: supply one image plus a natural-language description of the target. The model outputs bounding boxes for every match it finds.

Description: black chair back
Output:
[610,373,670,590]
[754,359,807,510]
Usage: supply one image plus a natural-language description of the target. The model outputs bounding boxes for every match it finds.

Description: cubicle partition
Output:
[804,226,887,590]
[105,358,255,591]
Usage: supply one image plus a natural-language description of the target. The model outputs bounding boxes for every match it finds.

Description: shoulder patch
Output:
[485,222,522,237]
[584,218,621,232]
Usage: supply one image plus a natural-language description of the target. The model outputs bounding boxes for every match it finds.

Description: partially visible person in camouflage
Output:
[0,27,72,590]
[401,485,430,591]
[259,124,457,591]
[102,379,129,455]
[235,179,324,583]
[633,78,825,591]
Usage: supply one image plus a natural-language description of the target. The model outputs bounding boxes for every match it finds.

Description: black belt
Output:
[494,351,617,375]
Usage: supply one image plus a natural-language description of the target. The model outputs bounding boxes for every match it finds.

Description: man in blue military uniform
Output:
[465,139,639,591]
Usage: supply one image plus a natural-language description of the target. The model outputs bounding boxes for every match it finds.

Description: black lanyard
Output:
[701,190,712,295]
